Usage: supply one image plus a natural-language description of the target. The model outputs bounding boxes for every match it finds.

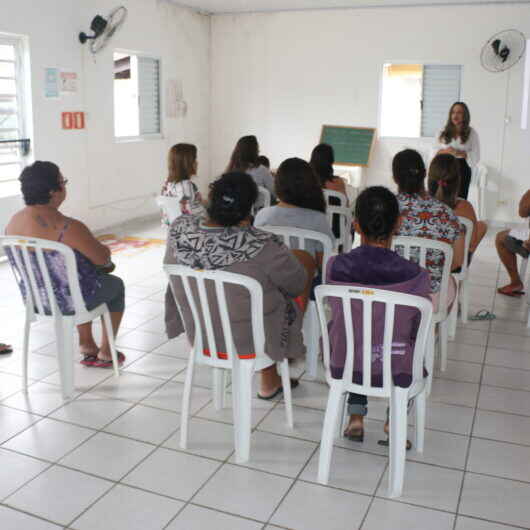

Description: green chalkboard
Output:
[320,125,376,167]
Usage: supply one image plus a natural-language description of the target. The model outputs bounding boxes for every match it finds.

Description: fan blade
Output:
[500,46,510,63]
[491,39,501,55]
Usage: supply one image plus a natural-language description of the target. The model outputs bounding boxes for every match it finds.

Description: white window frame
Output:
[378,61,463,140]
[0,34,30,184]
[113,49,163,143]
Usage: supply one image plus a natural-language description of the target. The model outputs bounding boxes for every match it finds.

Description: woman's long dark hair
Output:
[275,157,326,213]
[226,135,259,172]
[392,149,426,194]
[428,154,461,209]
[439,102,471,144]
[309,143,334,186]
[355,186,399,243]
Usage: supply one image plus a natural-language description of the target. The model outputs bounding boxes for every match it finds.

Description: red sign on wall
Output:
[61,112,85,130]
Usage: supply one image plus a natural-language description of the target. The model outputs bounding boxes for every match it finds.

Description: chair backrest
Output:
[315,284,433,396]
[323,189,347,207]
[251,186,271,216]
[0,235,86,319]
[156,195,182,225]
[164,264,266,368]
[391,235,453,318]
[259,225,334,281]
[456,216,473,279]
[326,205,353,252]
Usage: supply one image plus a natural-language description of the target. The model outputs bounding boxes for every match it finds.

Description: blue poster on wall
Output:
[44,68,60,98]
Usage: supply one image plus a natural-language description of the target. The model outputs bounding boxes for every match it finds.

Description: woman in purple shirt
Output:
[327,186,431,445]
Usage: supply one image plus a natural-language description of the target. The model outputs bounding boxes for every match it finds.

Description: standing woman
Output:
[434,102,480,200]
[226,135,275,197]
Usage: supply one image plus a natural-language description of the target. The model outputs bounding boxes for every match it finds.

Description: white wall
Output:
[210,5,530,223]
[0,0,210,232]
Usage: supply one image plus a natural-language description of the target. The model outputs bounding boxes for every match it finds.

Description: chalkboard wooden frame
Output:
[320,125,376,167]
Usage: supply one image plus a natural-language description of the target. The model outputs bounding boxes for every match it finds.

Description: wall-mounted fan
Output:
[481,29,526,73]
[79,6,128,55]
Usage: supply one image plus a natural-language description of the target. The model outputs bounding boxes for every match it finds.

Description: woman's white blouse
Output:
[433,127,480,167]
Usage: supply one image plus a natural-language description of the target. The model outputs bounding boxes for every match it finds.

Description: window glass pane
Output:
[0,129,18,140]
[138,57,160,135]
[0,78,16,95]
[0,144,20,164]
[0,62,15,78]
[0,163,21,181]
[113,53,139,137]
[0,45,15,61]
[0,113,18,129]
[0,96,17,114]
[380,64,422,137]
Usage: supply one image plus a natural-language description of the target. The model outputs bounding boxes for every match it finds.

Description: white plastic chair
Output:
[156,195,181,225]
[259,225,335,379]
[252,186,271,216]
[326,205,353,252]
[164,264,294,463]
[315,284,433,498]
[519,257,530,328]
[323,189,348,207]
[391,236,453,384]
[0,236,120,399]
[448,217,473,336]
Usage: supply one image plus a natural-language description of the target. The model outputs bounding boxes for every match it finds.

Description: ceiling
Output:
[169,0,529,15]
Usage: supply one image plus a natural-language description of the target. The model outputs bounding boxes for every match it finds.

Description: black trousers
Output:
[458,158,471,200]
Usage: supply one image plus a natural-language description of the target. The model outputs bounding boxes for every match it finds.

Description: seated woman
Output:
[327,186,431,444]
[164,172,306,399]
[428,153,487,260]
[160,143,205,224]
[226,135,275,198]
[310,143,348,241]
[393,149,465,310]
[254,157,334,306]
[5,161,125,367]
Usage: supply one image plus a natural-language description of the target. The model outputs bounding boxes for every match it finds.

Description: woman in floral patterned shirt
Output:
[393,149,464,310]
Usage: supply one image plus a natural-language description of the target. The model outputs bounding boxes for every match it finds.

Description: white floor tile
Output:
[407,429,469,469]
[455,516,522,530]
[488,332,530,352]
[60,432,154,481]
[167,504,262,530]
[490,318,530,337]
[164,417,235,460]
[150,336,190,358]
[104,404,179,445]
[0,449,49,500]
[271,480,371,530]
[483,365,530,391]
[362,498,455,530]
[0,353,58,380]
[257,404,324,442]
[141,380,211,414]
[460,473,530,528]
[230,430,317,478]
[300,446,387,494]
[0,404,40,444]
[193,463,292,521]
[72,484,183,530]
[116,330,167,353]
[467,438,530,482]
[124,354,187,380]
[3,418,94,462]
[290,380,329,410]
[41,364,113,392]
[430,379,479,408]
[93,373,164,403]
[376,461,463,511]
[0,372,32,400]
[486,346,530,371]
[5,465,112,526]
[473,409,530,446]
[123,447,220,501]
[0,505,61,530]
[452,329,488,347]
[196,397,275,429]
[416,402,475,436]
[434,360,482,384]
[49,393,132,429]
[173,364,216,387]
[478,385,530,416]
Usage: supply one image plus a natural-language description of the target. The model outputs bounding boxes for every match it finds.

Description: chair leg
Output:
[102,311,120,378]
[439,320,448,372]
[213,368,224,411]
[335,393,348,439]
[317,385,344,485]
[460,280,469,324]
[303,303,319,379]
[179,354,196,450]
[448,283,458,340]
[425,325,435,396]
[55,318,75,399]
[22,310,31,394]
[388,386,409,498]
[232,360,253,463]
[414,391,426,454]
[279,360,294,428]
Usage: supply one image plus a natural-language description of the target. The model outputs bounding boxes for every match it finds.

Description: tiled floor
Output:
[1,219,530,529]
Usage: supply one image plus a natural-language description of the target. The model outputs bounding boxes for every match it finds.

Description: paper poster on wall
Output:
[44,68,60,98]
[60,71,78,93]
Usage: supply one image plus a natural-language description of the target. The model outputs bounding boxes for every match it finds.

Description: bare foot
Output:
[344,414,364,442]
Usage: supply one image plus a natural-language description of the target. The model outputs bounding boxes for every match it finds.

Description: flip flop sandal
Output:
[0,344,13,355]
[257,378,299,400]
[469,309,496,321]
[497,286,525,297]
[377,438,413,451]
[343,427,364,443]
[81,352,125,368]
